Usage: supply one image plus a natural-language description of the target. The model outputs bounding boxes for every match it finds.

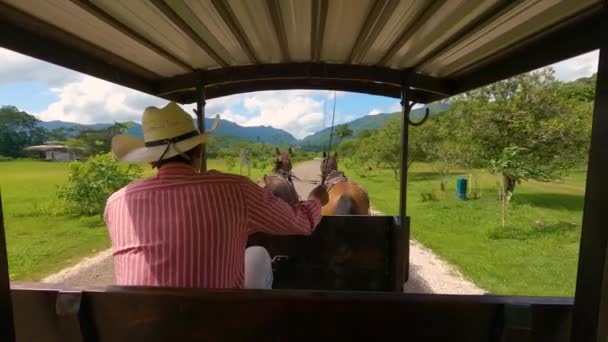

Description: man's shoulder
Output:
[106,177,151,205]
[204,170,252,184]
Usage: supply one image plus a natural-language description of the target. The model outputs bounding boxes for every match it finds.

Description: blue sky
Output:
[0,47,600,139]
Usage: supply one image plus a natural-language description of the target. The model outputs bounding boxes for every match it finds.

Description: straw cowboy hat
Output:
[112,102,219,163]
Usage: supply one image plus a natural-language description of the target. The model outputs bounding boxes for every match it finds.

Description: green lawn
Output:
[0,159,268,281]
[342,162,585,297]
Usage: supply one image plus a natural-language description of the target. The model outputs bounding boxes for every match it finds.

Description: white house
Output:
[24,143,82,161]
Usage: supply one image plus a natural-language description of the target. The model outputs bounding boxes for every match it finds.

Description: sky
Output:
[0,48,599,139]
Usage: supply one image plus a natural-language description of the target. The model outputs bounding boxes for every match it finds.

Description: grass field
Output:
[0,159,267,281]
[342,162,585,297]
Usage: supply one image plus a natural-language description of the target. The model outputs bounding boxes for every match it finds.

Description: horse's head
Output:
[321,151,338,177]
[274,147,294,174]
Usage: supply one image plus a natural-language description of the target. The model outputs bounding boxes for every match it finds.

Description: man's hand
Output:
[308,185,329,206]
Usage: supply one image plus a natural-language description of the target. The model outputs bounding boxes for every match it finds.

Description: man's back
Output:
[105,163,321,288]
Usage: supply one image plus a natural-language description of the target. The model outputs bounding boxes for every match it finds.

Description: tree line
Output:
[337,68,595,201]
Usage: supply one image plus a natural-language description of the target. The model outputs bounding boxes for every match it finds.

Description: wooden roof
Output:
[0,0,606,104]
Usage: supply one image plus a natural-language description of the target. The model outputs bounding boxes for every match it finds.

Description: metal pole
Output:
[196,83,207,172]
[392,84,411,291]
[571,44,608,341]
[0,192,15,341]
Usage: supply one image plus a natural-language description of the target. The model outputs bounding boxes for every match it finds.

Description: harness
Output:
[324,170,369,199]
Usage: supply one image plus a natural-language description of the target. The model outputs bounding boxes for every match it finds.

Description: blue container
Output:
[456,177,467,200]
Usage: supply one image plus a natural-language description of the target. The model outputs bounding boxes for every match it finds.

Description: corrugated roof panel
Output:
[93,0,218,70]
[320,0,374,63]
[389,0,502,69]
[421,0,602,77]
[166,0,248,66]
[227,0,282,63]
[359,0,429,66]
[280,0,312,62]
[3,0,186,77]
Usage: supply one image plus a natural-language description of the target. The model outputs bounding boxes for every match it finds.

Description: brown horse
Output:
[320,152,370,215]
[256,147,300,205]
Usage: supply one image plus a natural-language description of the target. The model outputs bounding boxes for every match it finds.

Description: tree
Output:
[68,122,132,156]
[334,124,353,143]
[452,68,591,196]
[0,106,47,157]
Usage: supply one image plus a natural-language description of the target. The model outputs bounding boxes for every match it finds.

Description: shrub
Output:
[0,155,13,162]
[57,153,143,217]
[420,192,438,202]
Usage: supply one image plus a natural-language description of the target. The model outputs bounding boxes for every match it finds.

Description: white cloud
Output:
[389,101,402,112]
[36,76,163,123]
[241,90,326,138]
[367,108,381,116]
[0,48,81,87]
[548,50,599,81]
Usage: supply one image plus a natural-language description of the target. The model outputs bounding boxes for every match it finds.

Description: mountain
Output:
[298,102,450,150]
[36,102,448,149]
[37,118,298,145]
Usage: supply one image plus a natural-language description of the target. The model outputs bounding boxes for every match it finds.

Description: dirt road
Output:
[42,160,483,294]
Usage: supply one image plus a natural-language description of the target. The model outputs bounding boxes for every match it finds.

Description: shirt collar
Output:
[157,162,198,177]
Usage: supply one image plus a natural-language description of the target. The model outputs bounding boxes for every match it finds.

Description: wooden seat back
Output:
[10,285,574,342]
[248,215,405,291]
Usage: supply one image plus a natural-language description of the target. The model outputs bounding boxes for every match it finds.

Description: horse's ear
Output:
[322,151,327,158]
[276,147,281,156]
[334,151,338,158]
[288,147,294,156]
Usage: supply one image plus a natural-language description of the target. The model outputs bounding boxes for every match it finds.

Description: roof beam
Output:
[348,0,399,64]
[310,0,328,62]
[378,0,442,66]
[267,0,290,62]
[150,0,229,67]
[155,63,454,103]
[0,2,158,94]
[453,6,607,95]
[210,0,258,64]
[70,0,195,72]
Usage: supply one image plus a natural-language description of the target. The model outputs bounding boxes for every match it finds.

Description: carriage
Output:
[0,0,606,340]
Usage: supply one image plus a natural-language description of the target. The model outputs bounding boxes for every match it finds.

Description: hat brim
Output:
[112,133,211,163]
[112,114,220,163]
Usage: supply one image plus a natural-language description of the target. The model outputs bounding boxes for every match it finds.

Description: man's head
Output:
[111,102,219,171]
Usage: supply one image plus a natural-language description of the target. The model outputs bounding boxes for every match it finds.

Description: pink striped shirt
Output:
[104,163,322,288]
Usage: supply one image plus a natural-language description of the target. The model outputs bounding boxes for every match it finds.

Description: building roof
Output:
[0,0,606,105]
[23,144,69,152]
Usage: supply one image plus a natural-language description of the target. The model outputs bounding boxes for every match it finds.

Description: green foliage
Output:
[334,124,353,141]
[0,106,48,158]
[0,155,13,162]
[57,153,143,217]
[68,122,132,156]
[452,68,591,195]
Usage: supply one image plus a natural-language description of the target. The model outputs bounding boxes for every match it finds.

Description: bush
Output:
[0,155,13,162]
[57,153,143,217]
[420,192,439,202]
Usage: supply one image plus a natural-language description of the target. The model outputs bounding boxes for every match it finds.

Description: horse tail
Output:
[335,195,357,215]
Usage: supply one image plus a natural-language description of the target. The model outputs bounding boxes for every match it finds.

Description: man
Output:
[105,102,328,289]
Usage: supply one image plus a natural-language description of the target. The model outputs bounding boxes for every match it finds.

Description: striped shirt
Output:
[104,163,322,288]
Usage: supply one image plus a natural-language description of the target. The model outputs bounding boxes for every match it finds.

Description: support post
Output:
[0,192,15,341]
[196,83,207,172]
[393,84,411,291]
[571,44,608,341]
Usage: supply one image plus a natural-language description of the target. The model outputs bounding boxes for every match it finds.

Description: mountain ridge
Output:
[37,102,450,149]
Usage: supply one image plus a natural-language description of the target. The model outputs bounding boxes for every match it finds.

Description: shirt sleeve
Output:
[241,179,322,235]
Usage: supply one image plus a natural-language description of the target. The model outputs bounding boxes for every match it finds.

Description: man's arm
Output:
[241,180,323,235]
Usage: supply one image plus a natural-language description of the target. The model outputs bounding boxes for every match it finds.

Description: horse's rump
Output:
[323,181,370,216]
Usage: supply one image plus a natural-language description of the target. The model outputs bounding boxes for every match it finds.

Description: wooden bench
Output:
[10,284,573,342]
[248,215,408,291]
